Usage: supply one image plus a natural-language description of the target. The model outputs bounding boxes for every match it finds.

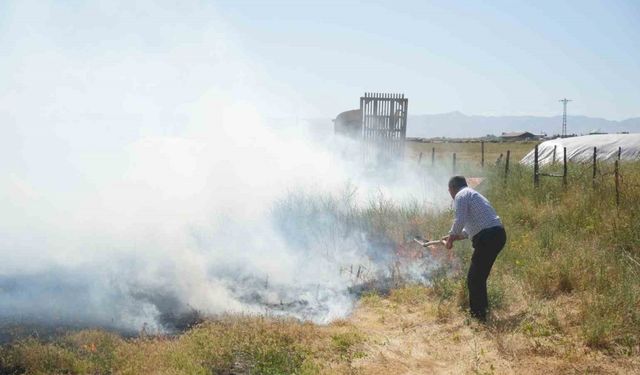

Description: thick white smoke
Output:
[0,1,450,333]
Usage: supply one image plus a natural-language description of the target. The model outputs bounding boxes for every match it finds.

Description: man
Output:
[442,176,506,322]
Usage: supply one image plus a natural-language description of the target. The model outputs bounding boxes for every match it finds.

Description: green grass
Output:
[409,141,639,351]
[485,161,640,350]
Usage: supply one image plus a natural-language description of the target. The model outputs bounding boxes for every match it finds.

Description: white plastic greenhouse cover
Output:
[520,134,640,166]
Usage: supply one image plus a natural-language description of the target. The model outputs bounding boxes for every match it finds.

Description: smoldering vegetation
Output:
[0,108,455,340]
[0,0,457,341]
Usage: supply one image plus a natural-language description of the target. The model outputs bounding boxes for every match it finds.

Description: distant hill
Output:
[407,112,640,138]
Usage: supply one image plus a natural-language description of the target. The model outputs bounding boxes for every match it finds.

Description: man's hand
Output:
[441,234,461,250]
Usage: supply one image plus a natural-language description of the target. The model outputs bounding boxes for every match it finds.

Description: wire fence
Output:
[414,142,640,207]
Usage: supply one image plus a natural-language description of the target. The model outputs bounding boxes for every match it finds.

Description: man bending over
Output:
[443,176,507,322]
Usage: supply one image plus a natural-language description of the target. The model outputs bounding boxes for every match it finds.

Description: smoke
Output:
[0,1,451,334]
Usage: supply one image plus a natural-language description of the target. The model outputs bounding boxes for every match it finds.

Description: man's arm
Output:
[442,230,468,241]
[444,194,469,249]
[449,194,468,237]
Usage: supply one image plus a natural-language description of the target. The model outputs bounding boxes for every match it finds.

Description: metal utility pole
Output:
[559,98,572,138]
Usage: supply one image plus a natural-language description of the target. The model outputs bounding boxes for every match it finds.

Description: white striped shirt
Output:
[449,187,502,239]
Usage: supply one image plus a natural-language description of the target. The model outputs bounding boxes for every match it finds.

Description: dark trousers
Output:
[468,226,507,321]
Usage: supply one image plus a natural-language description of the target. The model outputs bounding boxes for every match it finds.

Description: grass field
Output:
[2,141,639,374]
[406,140,537,167]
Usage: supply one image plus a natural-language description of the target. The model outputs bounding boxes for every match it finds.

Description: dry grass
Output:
[406,140,536,168]
[349,285,639,374]
[0,317,365,374]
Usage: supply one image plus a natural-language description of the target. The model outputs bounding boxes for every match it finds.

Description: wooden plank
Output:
[592,146,597,188]
[505,150,510,182]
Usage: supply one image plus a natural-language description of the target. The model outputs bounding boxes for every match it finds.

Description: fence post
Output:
[552,145,557,164]
[534,144,539,187]
[618,146,622,160]
[504,150,510,182]
[592,146,597,188]
[615,160,620,208]
[481,141,485,168]
[431,147,435,166]
[563,147,567,187]
[453,153,457,174]
[418,152,423,164]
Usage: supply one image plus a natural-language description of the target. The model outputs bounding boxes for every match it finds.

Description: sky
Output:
[214,0,640,119]
[1,0,639,124]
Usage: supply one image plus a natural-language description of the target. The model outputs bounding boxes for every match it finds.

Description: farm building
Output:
[501,131,542,141]
[333,109,362,139]
[589,128,607,135]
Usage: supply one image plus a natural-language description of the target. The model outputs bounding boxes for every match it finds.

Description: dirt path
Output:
[347,296,639,375]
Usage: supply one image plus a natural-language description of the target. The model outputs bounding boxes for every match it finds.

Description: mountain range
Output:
[406,112,640,139]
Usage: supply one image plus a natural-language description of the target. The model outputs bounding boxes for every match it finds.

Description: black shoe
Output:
[470,311,487,323]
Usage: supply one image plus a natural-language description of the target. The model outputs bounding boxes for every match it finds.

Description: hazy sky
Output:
[1,0,639,122]
[215,0,639,119]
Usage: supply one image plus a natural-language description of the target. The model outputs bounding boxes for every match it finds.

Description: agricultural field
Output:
[406,140,537,167]
[2,143,639,374]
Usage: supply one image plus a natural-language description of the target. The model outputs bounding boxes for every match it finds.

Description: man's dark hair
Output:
[448,176,468,191]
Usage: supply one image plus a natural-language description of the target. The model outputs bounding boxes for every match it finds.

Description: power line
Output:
[559,98,572,137]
